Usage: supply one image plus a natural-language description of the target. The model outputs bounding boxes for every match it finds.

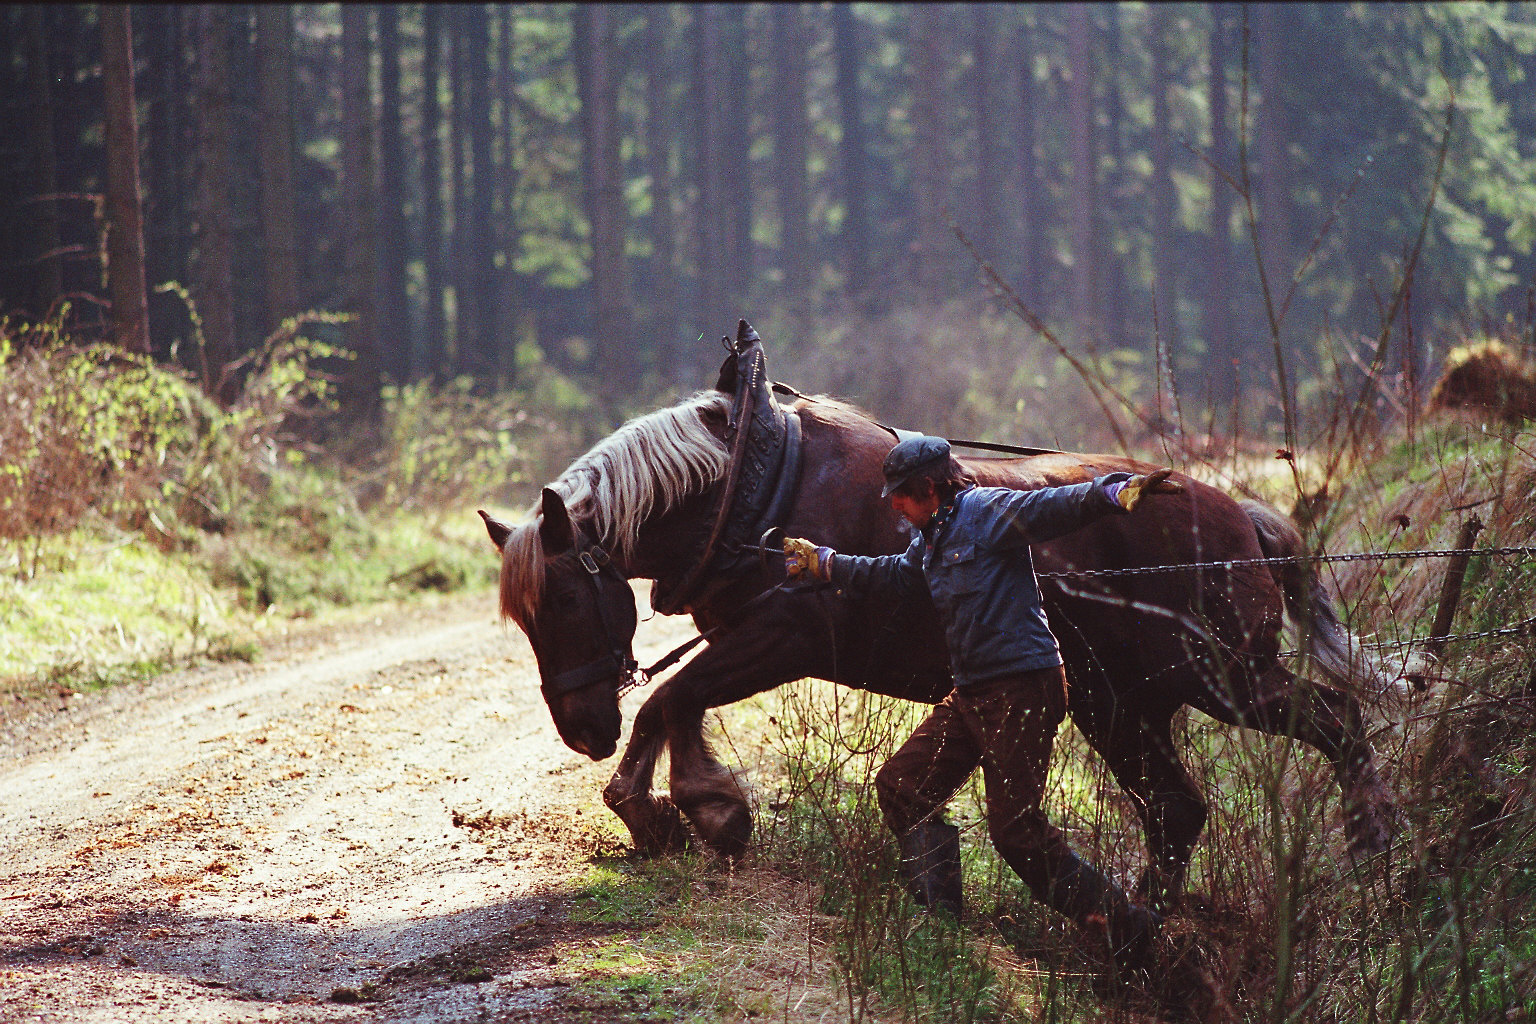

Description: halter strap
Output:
[540,540,639,700]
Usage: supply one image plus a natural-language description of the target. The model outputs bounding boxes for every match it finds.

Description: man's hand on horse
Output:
[1116,469,1184,512]
[783,537,834,582]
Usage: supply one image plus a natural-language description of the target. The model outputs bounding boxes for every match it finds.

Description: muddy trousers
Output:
[875,668,1158,963]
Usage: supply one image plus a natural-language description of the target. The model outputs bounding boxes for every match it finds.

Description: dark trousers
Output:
[874,665,1084,907]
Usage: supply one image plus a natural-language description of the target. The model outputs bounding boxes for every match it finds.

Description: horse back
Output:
[967,452,1284,670]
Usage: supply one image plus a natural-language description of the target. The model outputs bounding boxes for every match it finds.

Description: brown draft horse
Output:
[482,390,1407,908]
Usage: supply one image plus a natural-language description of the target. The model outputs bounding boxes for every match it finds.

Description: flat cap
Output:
[881,435,951,497]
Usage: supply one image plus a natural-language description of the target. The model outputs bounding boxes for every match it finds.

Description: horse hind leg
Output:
[1204,662,1395,859]
[1077,705,1209,913]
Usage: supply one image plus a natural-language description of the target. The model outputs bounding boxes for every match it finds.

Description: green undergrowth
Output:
[0,311,586,694]
[558,858,832,1023]
[0,510,495,692]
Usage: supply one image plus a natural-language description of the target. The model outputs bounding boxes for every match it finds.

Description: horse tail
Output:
[1241,499,1419,695]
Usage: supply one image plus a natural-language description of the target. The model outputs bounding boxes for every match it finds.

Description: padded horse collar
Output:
[651,320,804,615]
[540,539,640,700]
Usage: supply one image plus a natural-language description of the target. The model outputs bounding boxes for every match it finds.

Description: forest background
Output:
[5,2,1535,447]
[5,6,1536,1019]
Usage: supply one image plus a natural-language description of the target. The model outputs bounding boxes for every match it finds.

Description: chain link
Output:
[1038,544,1536,580]
[1287,617,1536,658]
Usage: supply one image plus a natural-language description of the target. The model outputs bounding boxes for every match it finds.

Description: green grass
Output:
[0,508,494,693]
[0,532,237,685]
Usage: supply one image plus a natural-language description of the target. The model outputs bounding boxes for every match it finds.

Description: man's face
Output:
[890,488,941,528]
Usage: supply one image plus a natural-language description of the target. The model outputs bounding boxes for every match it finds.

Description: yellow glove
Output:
[1116,469,1184,512]
[783,537,833,582]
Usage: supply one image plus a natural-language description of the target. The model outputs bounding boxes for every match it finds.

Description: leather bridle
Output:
[538,539,641,701]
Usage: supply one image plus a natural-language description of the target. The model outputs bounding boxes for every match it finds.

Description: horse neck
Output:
[609,486,721,583]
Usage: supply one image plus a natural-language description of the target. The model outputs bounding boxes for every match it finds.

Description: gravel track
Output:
[0,590,688,1022]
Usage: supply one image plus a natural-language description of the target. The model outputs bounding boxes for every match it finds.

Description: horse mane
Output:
[498,391,733,628]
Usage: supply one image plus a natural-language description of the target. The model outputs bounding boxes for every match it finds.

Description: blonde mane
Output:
[497,391,732,628]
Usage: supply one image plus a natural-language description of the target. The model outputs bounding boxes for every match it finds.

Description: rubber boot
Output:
[1043,853,1162,971]
[898,822,964,919]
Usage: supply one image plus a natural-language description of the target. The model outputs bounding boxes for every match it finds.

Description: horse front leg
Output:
[602,689,689,855]
[659,620,822,858]
[666,700,754,858]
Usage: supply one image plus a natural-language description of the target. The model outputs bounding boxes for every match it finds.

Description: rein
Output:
[773,381,1066,458]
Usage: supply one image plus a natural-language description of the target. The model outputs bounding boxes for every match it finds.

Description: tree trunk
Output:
[458,4,496,384]
[719,6,752,313]
[1149,5,1180,360]
[101,4,150,355]
[574,5,635,389]
[449,16,469,373]
[192,5,235,382]
[255,4,300,331]
[420,6,446,379]
[692,4,725,355]
[831,3,870,298]
[494,6,521,386]
[909,5,948,297]
[1017,17,1046,310]
[1204,4,1236,400]
[341,4,379,415]
[770,3,810,299]
[137,5,192,356]
[23,6,63,317]
[972,4,1000,261]
[375,5,410,385]
[1067,3,1098,344]
[1255,4,1290,293]
[1101,5,1130,352]
[645,5,683,384]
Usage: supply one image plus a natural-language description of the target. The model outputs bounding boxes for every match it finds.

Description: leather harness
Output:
[539,538,642,701]
[543,320,1060,699]
[651,320,804,616]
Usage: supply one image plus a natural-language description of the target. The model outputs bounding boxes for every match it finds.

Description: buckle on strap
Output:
[578,545,613,575]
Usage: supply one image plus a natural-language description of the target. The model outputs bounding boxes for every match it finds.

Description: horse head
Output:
[482,488,638,760]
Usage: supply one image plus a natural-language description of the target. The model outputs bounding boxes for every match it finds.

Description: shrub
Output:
[0,308,349,569]
[0,311,205,569]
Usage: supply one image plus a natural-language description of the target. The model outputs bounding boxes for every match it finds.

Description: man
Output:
[782,435,1181,970]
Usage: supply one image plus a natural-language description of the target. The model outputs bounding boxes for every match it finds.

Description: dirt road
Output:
[0,589,694,1022]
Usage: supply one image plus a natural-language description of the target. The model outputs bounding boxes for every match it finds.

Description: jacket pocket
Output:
[938,543,985,592]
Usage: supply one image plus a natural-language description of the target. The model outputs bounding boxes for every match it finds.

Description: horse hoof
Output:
[1133,866,1186,915]
[1344,797,1394,858]
[606,792,690,856]
[1346,810,1391,858]
[689,799,752,859]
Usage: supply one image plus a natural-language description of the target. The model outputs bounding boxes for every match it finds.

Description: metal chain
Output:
[1038,544,1536,581]
[1281,617,1536,658]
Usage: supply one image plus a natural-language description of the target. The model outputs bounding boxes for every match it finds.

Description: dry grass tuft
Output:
[1427,340,1536,424]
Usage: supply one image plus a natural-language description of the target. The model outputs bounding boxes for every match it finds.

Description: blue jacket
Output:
[827,477,1131,686]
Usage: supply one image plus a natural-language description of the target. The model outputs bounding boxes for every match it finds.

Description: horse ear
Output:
[539,488,576,556]
[478,509,514,551]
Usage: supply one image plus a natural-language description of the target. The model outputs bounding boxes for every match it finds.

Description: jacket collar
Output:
[921,486,972,545]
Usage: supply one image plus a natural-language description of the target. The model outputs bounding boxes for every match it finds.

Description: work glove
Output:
[1115,469,1184,512]
[783,537,834,582]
